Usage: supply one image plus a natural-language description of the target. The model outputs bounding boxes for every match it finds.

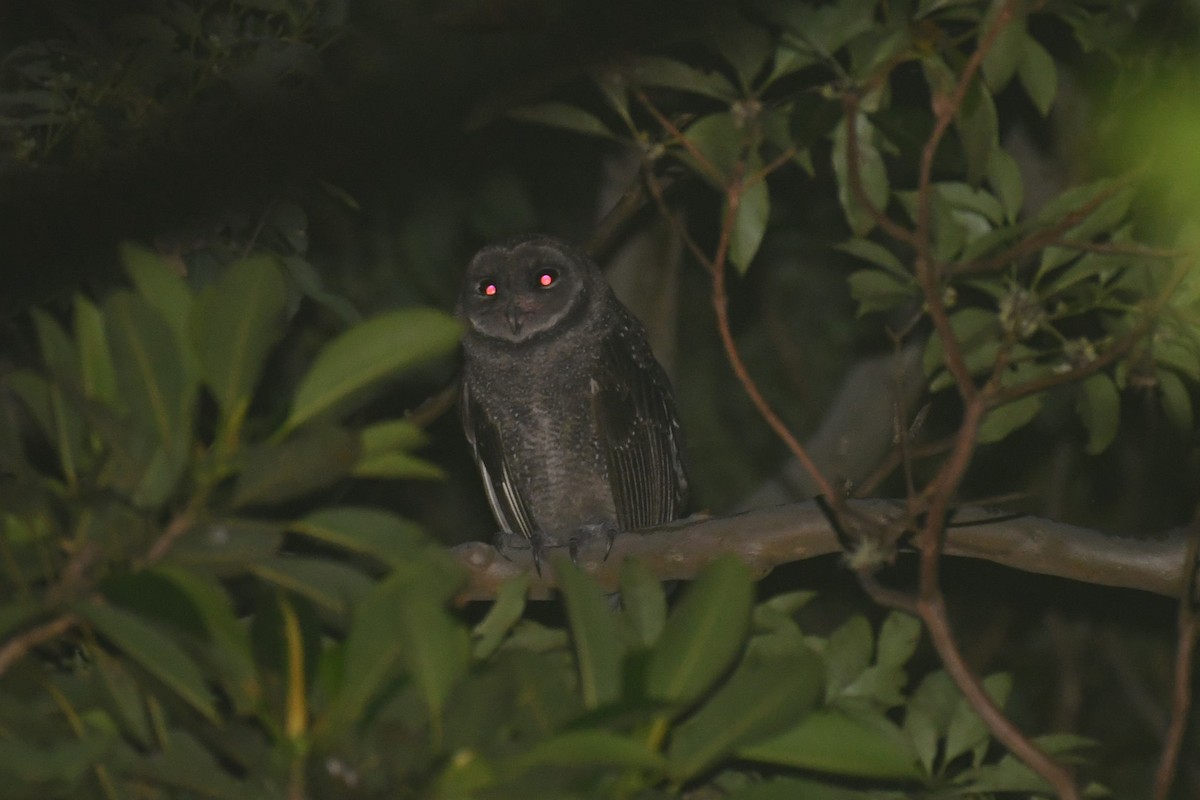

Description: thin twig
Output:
[953,181,1129,276]
[708,164,841,504]
[841,93,918,247]
[902,3,1084,796]
[1046,239,1184,259]
[997,256,1192,404]
[634,91,839,502]
[633,89,725,186]
[144,509,198,564]
[0,613,80,679]
[1153,509,1200,800]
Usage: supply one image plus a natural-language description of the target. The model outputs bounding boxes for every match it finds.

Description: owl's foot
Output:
[491,530,556,577]
[575,520,619,562]
[527,522,620,575]
[492,530,531,562]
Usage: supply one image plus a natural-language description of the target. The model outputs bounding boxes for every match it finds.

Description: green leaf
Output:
[769,41,819,83]
[290,506,428,567]
[249,557,374,616]
[32,308,81,386]
[73,294,118,404]
[192,255,288,415]
[8,368,86,486]
[507,103,615,139]
[0,736,111,786]
[833,113,890,236]
[119,243,194,353]
[556,558,624,708]
[0,600,43,641]
[623,54,738,101]
[770,0,877,55]
[710,17,771,87]
[1158,369,1195,432]
[904,670,957,774]
[95,650,153,747]
[725,776,882,800]
[823,614,873,701]
[232,425,360,507]
[122,729,250,799]
[78,600,218,722]
[876,612,921,669]
[753,591,815,640]
[956,80,999,186]
[945,672,1011,766]
[669,645,823,779]
[1076,373,1120,454]
[978,394,1043,444]
[359,419,427,455]
[922,308,998,381]
[987,146,1025,222]
[936,181,1006,227]
[282,255,360,324]
[1034,183,1132,275]
[730,166,770,274]
[958,753,1052,794]
[837,238,908,277]
[1153,333,1200,381]
[508,730,666,773]
[839,614,918,709]
[646,556,753,708]
[131,440,190,508]
[6,371,55,445]
[981,17,1028,91]
[683,112,741,184]
[619,559,667,648]
[330,566,468,735]
[1018,39,1057,116]
[104,290,194,446]
[164,518,285,573]
[848,269,918,315]
[740,708,923,780]
[282,308,461,432]
[147,566,260,714]
[353,451,445,480]
[472,574,530,660]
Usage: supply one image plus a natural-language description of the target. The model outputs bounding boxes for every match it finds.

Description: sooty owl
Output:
[457,235,688,569]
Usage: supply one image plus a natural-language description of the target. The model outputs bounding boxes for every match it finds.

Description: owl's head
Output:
[458,236,596,344]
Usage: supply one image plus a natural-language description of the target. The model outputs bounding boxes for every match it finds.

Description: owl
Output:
[457,235,688,570]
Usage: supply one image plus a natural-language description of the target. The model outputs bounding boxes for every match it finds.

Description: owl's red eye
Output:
[478,280,498,297]
[536,269,558,288]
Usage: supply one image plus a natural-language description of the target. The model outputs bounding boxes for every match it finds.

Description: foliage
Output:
[500,0,1198,456]
[2,0,1199,799]
[0,247,1091,798]
[0,0,347,169]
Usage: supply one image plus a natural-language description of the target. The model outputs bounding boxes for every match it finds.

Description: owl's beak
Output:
[505,304,524,335]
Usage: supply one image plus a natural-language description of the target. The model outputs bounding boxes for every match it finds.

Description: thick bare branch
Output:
[451,500,1191,602]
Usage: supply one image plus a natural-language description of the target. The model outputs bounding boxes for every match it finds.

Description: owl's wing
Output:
[460,383,536,539]
[593,322,689,531]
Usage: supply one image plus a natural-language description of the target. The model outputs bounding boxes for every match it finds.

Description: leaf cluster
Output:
[0,245,460,796]
[0,244,1098,798]
[499,0,1199,456]
[0,0,347,168]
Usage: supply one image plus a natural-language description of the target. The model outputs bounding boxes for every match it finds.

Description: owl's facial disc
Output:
[461,245,585,343]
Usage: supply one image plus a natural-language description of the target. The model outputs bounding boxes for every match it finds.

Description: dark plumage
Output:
[457,235,688,567]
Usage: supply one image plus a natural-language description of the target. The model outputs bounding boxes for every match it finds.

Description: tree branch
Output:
[1153,511,1200,800]
[450,500,1192,602]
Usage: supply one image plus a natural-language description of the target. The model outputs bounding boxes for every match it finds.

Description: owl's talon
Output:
[529,531,558,576]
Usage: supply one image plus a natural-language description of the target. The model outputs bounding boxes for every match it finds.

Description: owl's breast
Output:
[465,340,616,534]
